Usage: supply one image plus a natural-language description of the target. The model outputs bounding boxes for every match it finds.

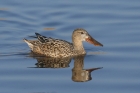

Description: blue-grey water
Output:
[0,0,140,93]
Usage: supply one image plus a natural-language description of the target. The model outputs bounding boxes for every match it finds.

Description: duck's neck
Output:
[72,39,86,54]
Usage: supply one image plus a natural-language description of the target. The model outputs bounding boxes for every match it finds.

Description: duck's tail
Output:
[23,38,33,50]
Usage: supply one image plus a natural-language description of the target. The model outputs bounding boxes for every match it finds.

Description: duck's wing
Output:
[35,32,72,45]
[35,32,48,43]
[36,33,74,56]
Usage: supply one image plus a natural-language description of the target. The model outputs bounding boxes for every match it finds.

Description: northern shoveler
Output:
[23,28,103,57]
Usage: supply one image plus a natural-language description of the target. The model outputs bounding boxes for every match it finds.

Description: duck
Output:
[23,28,103,57]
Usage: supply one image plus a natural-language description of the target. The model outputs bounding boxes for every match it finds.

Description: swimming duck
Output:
[23,28,103,57]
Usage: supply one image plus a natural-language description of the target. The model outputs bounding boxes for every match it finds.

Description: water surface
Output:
[0,0,140,93]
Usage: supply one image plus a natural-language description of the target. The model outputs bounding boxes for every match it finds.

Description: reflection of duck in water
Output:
[35,57,72,68]
[72,55,102,82]
[24,28,103,57]
[31,53,102,82]
[29,51,71,68]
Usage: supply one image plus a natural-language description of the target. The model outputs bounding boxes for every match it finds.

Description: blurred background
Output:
[0,0,140,93]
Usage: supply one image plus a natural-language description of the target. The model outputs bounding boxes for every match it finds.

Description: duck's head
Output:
[72,28,103,47]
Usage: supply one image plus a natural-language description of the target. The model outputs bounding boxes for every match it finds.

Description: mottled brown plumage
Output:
[23,28,103,57]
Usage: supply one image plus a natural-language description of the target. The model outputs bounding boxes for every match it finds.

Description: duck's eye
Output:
[81,32,84,34]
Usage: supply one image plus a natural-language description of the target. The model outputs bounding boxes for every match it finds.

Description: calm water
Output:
[0,0,140,93]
